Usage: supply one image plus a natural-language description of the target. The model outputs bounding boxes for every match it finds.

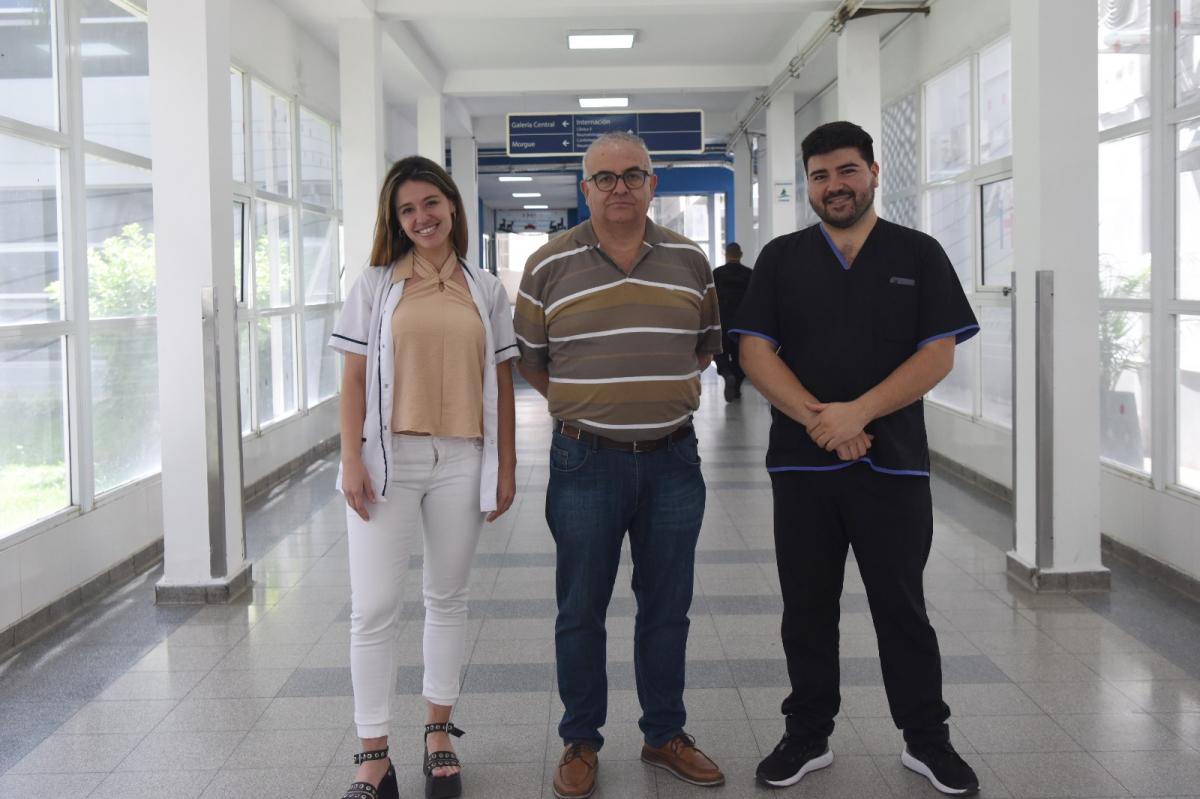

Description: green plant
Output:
[1098,258,1150,392]
[36,223,159,491]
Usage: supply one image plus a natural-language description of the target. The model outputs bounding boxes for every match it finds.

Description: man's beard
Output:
[811,187,874,229]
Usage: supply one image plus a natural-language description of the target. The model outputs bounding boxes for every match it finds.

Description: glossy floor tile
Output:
[2,372,1200,798]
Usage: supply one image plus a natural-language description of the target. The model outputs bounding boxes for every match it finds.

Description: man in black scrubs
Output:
[713,242,753,401]
[733,121,981,796]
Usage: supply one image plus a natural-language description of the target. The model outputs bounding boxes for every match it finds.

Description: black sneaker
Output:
[901,740,980,796]
[755,733,833,788]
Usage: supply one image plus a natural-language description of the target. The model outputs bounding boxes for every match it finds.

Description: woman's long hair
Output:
[368,156,469,267]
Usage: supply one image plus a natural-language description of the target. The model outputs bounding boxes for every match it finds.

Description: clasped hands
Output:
[803,400,874,462]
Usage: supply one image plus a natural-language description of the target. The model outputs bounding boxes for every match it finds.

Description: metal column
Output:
[1011,270,1055,569]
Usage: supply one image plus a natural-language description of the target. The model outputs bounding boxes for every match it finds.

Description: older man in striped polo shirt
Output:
[515,131,725,799]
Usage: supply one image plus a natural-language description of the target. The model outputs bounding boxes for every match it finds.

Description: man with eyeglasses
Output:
[515,131,725,799]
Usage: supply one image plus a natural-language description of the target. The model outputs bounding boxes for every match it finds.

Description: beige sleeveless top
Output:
[389,252,485,437]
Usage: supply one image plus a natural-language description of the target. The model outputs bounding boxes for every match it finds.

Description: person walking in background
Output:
[712,242,753,401]
[329,156,518,799]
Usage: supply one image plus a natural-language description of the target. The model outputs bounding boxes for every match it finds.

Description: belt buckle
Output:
[631,439,646,453]
[560,422,583,441]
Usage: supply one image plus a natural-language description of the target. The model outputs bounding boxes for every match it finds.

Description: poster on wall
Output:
[496,209,569,234]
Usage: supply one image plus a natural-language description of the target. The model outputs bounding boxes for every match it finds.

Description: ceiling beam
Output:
[443,65,767,96]
[381,20,445,92]
[377,0,838,19]
[729,9,839,136]
[445,97,475,137]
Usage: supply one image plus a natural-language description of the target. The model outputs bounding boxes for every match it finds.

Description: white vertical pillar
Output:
[450,137,479,267]
[733,134,757,263]
[764,92,796,244]
[1009,0,1106,587]
[417,95,445,166]
[837,16,883,207]
[339,18,385,285]
[149,0,249,599]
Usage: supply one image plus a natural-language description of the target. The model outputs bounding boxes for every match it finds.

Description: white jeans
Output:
[347,435,484,738]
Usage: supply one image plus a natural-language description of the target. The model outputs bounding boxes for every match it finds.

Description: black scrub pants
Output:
[770,464,951,745]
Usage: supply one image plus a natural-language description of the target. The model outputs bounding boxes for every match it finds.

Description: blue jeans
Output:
[546,426,706,750]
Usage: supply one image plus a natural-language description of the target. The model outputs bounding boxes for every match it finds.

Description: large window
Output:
[251,79,292,198]
[978,38,1013,162]
[0,135,62,326]
[1181,0,1200,107]
[1098,0,1151,131]
[233,68,342,435]
[882,92,919,229]
[0,0,57,129]
[1097,1,1200,491]
[0,5,342,540]
[648,194,725,266]
[1,0,156,538]
[80,0,151,158]
[980,178,1013,289]
[891,40,1013,426]
[924,62,972,182]
[1178,117,1200,490]
[0,338,68,534]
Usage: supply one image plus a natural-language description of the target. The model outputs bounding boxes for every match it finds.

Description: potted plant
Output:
[1099,259,1149,468]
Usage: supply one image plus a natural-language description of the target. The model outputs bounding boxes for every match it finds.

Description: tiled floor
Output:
[3,371,1200,798]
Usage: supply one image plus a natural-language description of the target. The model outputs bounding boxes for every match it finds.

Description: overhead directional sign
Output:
[506,110,704,157]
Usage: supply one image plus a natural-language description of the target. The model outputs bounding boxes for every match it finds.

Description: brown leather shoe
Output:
[641,733,725,786]
[553,742,598,799]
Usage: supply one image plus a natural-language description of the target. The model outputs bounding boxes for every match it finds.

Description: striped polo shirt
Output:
[514,218,722,442]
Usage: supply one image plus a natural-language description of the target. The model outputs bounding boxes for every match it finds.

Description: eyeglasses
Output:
[585,168,651,192]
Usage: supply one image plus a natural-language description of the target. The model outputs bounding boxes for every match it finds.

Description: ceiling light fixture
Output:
[523,204,549,210]
[579,97,629,109]
[512,192,542,198]
[498,176,533,182]
[567,30,636,50]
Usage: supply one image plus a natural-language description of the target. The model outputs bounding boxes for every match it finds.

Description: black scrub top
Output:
[731,218,979,476]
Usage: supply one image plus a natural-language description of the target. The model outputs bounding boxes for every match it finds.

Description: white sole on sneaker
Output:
[759,748,833,788]
[900,748,978,796]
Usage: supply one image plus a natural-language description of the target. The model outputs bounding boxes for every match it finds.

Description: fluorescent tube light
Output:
[579,97,629,109]
[523,204,549,210]
[512,192,542,198]
[568,31,635,50]
[498,176,533,182]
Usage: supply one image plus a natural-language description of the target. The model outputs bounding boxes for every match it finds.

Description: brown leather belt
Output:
[555,420,693,453]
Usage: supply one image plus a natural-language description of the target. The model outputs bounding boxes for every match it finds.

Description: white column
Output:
[450,137,479,266]
[149,0,248,599]
[837,16,882,207]
[1009,0,1106,586]
[764,92,796,244]
[417,95,445,166]
[733,134,757,263]
[339,18,386,284]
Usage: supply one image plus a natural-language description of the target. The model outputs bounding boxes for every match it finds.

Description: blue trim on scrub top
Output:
[818,224,852,271]
[728,328,779,348]
[917,324,981,349]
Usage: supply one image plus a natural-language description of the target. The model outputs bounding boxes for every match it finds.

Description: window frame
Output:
[230,65,343,438]
[891,36,1015,429]
[0,0,160,541]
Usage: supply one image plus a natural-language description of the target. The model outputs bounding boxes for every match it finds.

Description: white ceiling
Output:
[268,0,903,148]
[477,173,579,211]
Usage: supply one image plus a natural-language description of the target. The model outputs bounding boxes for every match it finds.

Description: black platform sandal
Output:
[342,747,398,799]
[423,721,466,799]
